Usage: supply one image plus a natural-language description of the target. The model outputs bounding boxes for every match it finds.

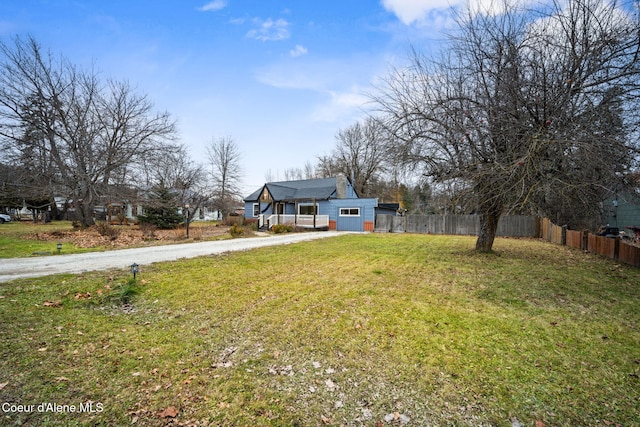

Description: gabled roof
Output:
[244,177,342,202]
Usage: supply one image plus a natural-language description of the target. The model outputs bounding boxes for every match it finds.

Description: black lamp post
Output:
[130,263,139,280]
[56,243,62,254]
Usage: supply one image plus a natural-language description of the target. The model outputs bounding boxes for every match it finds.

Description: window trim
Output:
[252,203,260,217]
[298,203,318,215]
[339,207,360,217]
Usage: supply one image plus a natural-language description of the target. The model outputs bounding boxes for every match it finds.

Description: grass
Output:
[0,221,95,257]
[0,233,638,426]
[0,220,230,258]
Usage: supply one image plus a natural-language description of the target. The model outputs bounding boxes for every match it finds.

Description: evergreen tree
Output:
[137,182,183,229]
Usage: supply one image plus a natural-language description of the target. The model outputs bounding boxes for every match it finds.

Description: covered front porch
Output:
[259,213,329,230]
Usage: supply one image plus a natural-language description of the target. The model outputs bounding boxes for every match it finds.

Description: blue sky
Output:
[1,0,461,194]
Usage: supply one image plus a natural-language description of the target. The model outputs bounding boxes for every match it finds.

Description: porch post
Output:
[313,198,316,229]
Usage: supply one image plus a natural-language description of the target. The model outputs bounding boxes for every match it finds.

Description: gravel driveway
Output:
[0,232,346,282]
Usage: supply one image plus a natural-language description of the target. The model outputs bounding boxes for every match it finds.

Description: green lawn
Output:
[0,221,95,258]
[1,234,638,426]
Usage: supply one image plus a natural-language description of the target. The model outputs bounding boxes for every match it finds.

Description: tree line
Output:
[2,0,639,252]
[285,0,640,251]
[0,36,241,228]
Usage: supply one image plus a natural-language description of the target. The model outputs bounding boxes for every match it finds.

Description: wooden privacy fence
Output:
[540,218,640,268]
[375,214,538,237]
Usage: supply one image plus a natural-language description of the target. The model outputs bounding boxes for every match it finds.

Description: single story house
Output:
[243,175,379,232]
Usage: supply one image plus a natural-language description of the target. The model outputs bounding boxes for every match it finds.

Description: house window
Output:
[252,203,260,217]
[339,208,360,216]
[298,203,318,215]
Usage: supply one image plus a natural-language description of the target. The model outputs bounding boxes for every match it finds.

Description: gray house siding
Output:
[604,194,640,232]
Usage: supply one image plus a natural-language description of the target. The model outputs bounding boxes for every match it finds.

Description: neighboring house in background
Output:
[604,192,640,238]
[243,174,382,232]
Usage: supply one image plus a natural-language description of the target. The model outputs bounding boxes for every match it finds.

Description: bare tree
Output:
[375,0,640,251]
[0,36,177,226]
[325,117,390,197]
[206,136,243,217]
[136,144,209,223]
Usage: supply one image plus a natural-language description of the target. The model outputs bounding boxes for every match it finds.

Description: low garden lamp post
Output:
[130,263,139,280]
[56,243,62,254]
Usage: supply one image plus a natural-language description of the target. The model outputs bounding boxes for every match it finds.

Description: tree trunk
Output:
[74,201,95,227]
[476,208,501,252]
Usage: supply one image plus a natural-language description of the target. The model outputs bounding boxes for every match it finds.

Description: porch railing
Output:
[260,214,329,229]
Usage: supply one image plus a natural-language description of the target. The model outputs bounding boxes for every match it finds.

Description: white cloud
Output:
[311,90,369,123]
[290,44,308,58]
[198,0,227,12]
[382,0,548,25]
[246,18,290,41]
[254,56,380,124]
[381,0,452,25]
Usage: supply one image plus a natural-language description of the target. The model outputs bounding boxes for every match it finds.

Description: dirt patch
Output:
[29,224,231,249]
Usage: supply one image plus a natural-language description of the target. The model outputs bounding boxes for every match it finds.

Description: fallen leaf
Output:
[42,300,62,307]
[159,406,178,418]
[0,382,8,390]
[321,415,331,424]
[38,347,47,352]
[535,421,546,427]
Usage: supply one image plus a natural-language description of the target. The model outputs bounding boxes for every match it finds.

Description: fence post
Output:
[614,236,620,261]
[561,225,567,246]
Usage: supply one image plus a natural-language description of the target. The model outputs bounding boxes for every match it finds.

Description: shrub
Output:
[95,222,121,240]
[139,222,157,240]
[229,223,245,238]
[224,215,244,226]
[271,224,293,234]
[117,278,139,305]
